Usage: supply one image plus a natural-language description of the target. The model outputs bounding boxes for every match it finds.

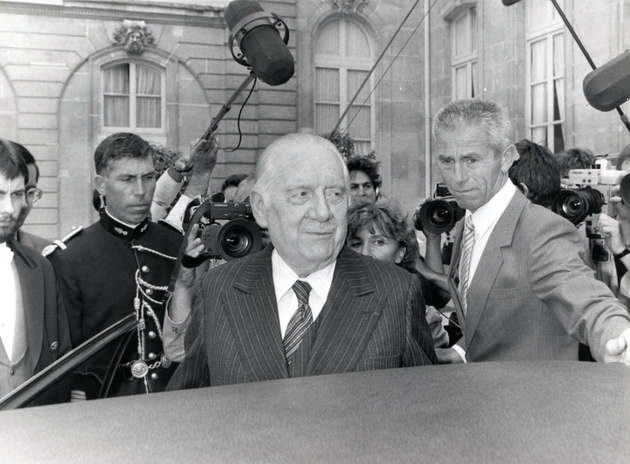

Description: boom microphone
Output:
[583,50,630,112]
[225,0,295,86]
[501,0,523,5]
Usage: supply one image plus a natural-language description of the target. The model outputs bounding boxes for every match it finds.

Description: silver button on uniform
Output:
[142,266,149,273]
[148,331,156,339]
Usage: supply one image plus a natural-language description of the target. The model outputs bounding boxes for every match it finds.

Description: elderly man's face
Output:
[252,145,349,276]
[436,124,514,212]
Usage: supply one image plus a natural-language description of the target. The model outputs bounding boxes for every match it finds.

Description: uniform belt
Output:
[115,355,172,381]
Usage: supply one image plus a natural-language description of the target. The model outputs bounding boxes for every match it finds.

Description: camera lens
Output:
[551,187,605,225]
[218,219,263,260]
[415,200,465,234]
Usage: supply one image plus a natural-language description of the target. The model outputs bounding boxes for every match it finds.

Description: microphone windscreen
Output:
[502,0,523,5]
[225,0,295,86]
[583,51,630,112]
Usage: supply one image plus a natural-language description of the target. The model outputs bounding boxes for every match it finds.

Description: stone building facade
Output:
[1,0,629,238]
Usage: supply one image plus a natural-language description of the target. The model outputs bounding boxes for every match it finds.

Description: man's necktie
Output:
[284,280,313,360]
[458,215,475,316]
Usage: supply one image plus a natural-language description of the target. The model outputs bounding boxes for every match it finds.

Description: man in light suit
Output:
[167,133,436,389]
[434,99,630,364]
[0,139,71,404]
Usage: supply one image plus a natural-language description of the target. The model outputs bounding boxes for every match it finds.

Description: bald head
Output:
[250,133,350,277]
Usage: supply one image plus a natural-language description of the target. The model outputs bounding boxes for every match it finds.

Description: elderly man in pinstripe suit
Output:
[167,134,436,389]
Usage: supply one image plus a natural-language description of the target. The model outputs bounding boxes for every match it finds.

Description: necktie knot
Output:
[292,280,312,307]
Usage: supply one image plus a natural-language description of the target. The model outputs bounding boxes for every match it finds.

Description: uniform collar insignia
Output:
[100,210,150,241]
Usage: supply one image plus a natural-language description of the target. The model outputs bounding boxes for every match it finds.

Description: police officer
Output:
[47,133,214,399]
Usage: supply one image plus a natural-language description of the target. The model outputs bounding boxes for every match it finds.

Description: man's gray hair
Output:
[253,133,349,199]
[433,99,512,155]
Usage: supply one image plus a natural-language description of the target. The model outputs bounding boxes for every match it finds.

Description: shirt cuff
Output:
[451,344,467,363]
[162,195,193,233]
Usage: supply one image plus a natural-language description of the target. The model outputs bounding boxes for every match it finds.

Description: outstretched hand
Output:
[190,136,219,174]
[604,327,630,365]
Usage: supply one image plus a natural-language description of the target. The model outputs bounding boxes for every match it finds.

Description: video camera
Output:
[552,163,630,263]
[414,183,465,235]
[552,164,629,225]
[182,200,263,267]
[414,183,465,265]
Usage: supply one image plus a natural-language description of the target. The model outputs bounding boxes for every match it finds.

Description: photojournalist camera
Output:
[414,183,465,265]
[552,163,630,263]
[552,164,629,226]
[182,201,263,267]
[414,183,465,235]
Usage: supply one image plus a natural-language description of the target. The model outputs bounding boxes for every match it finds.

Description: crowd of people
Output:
[2,97,630,406]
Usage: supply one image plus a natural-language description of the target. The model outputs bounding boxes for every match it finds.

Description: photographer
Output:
[151,136,218,232]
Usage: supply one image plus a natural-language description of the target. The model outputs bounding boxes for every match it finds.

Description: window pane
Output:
[454,14,468,57]
[137,65,161,96]
[553,123,565,153]
[531,83,547,124]
[347,105,370,139]
[470,8,477,52]
[553,78,564,122]
[348,70,369,103]
[104,96,129,127]
[471,61,477,98]
[346,21,370,58]
[316,68,340,101]
[531,126,547,147]
[454,65,467,100]
[104,64,129,95]
[316,20,339,56]
[354,141,371,156]
[553,33,564,78]
[137,97,161,128]
[530,39,546,83]
[316,103,339,134]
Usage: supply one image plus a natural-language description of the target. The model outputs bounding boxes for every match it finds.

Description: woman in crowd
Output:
[346,200,451,349]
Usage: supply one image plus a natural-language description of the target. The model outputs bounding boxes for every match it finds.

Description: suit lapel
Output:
[306,248,386,376]
[223,247,289,381]
[464,192,527,349]
[12,242,44,370]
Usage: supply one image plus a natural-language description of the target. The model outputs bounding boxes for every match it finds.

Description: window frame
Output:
[314,15,375,154]
[101,60,166,134]
[525,2,565,153]
[451,6,477,100]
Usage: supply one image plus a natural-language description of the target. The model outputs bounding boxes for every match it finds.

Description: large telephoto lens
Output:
[551,187,605,225]
[414,200,465,235]
[218,219,263,260]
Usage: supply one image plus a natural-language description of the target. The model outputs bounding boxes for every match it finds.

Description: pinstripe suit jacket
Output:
[448,190,630,362]
[167,246,437,389]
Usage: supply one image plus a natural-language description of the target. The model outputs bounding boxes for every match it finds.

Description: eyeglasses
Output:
[25,188,43,205]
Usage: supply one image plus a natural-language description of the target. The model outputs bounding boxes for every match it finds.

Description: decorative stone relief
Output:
[323,0,370,14]
[112,20,156,55]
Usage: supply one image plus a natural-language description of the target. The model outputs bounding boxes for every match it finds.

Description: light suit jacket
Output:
[167,246,437,389]
[448,190,630,362]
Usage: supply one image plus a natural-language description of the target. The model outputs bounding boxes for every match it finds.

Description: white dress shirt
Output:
[271,250,336,338]
[0,242,16,360]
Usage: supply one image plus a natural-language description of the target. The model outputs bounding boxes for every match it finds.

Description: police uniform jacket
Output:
[47,211,183,398]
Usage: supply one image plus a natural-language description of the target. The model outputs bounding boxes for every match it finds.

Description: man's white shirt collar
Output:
[467,180,516,235]
[271,249,336,337]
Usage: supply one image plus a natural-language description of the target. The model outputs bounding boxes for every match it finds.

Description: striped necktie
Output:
[284,280,313,360]
[458,215,475,316]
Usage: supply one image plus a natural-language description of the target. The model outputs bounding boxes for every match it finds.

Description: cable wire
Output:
[223,75,258,153]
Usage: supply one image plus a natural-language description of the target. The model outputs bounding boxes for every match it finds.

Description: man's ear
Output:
[94,174,106,196]
[518,182,531,199]
[249,190,268,229]
[395,246,406,265]
[501,145,519,173]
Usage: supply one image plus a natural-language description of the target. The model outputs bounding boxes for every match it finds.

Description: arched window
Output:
[314,16,374,154]
[102,61,165,131]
